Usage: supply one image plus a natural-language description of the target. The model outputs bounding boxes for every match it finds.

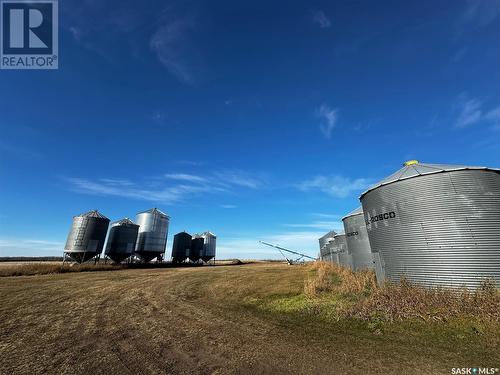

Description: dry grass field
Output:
[0,262,499,375]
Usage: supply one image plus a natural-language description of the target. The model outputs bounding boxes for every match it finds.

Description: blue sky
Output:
[1,0,499,259]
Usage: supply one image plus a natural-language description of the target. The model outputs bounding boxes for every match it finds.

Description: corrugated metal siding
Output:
[196,232,216,261]
[322,240,339,264]
[65,215,109,254]
[361,170,500,289]
[319,243,331,258]
[105,220,139,261]
[338,252,353,269]
[372,252,386,286]
[319,231,336,251]
[325,252,339,264]
[172,232,192,260]
[334,234,352,269]
[135,210,169,259]
[189,237,204,262]
[343,213,374,271]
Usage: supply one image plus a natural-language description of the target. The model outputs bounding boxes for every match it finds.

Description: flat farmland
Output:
[0,262,498,375]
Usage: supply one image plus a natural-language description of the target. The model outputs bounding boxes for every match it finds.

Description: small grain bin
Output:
[64,210,110,263]
[318,230,337,255]
[172,231,192,263]
[335,233,352,269]
[105,218,139,263]
[195,232,216,263]
[189,237,204,263]
[322,238,339,264]
[319,230,336,261]
[134,208,169,263]
[328,239,340,264]
[342,207,375,271]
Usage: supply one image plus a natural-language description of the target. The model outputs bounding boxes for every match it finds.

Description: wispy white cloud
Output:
[0,238,64,257]
[297,175,372,198]
[220,204,237,209]
[311,10,331,29]
[460,0,500,28]
[165,173,208,183]
[99,178,135,186]
[174,160,204,166]
[310,213,342,220]
[485,106,500,123]
[284,220,343,231]
[213,170,263,189]
[65,170,265,204]
[69,26,82,42]
[455,97,482,128]
[150,16,197,84]
[454,93,500,129]
[315,104,338,139]
[66,178,223,204]
[451,47,468,63]
[166,170,264,189]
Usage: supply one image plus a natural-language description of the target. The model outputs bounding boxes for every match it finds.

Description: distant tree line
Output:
[0,256,63,262]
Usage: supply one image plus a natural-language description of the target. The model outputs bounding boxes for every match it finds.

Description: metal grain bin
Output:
[360,160,500,289]
[319,230,336,261]
[189,237,204,263]
[319,230,336,253]
[342,207,375,271]
[134,208,169,263]
[196,232,216,263]
[64,210,110,263]
[104,218,139,263]
[335,233,352,269]
[324,239,339,264]
[172,231,192,263]
[319,243,332,260]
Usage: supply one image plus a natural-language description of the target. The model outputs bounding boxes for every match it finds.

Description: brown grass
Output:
[0,262,123,277]
[305,261,377,296]
[304,261,500,323]
[1,262,498,374]
[355,278,500,322]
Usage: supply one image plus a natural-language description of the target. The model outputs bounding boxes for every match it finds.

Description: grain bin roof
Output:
[319,230,337,241]
[137,208,169,217]
[111,218,137,226]
[78,210,109,219]
[342,207,363,220]
[199,231,216,237]
[360,160,500,199]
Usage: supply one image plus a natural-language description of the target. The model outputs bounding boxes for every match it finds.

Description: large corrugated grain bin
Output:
[360,160,500,289]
